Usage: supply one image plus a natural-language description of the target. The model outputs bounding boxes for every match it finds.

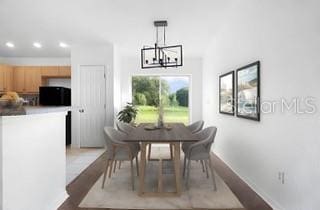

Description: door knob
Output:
[79,109,84,113]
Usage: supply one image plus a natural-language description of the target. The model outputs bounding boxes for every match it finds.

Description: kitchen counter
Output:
[24,106,71,115]
[0,105,71,116]
[0,110,69,210]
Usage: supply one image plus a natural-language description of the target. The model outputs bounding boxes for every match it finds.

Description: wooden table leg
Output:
[158,159,163,193]
[173,142,181,195]
[139,142,147,196]
[170,144,174,160]
[147,143,152,160]
[108,160,114,178]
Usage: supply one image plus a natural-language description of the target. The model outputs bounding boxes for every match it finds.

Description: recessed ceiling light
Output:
[6,42,15,48]
[33,42,42,48]
[59,42,69,48]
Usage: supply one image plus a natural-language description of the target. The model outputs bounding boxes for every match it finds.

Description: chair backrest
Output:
[187,120,204,134]
[194,126,217,153]
[116,121,134,134]
[104,127,126,147]
[104,127,127,158]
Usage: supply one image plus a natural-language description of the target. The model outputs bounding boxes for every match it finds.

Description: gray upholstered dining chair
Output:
[102,127,140,190]
[182,120,205,152]
[116,121,135,134]
[116,122,166,161]
[187,120,204,134]
[116,122,139,148]
[116,122,141,168]
[182,120,204,150]
[182,126,217,190]
[182,120,205,171]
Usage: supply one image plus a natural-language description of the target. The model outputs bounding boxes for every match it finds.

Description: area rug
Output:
[79,154,244,210]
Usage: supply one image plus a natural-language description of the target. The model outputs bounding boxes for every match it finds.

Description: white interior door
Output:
[79,65,106,147]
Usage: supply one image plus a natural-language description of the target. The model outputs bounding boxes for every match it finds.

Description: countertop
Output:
[24,106,71,115]
[0,106,71,116]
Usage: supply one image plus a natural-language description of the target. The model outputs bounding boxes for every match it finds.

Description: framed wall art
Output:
[236,61,260,121]
[219,71,235,115]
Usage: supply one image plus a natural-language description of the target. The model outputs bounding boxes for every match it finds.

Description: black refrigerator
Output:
[39,86,72,145]
[66,111,71,145]
[39,86,71,106]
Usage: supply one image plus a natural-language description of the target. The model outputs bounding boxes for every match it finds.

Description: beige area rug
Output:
[79,150,244,210]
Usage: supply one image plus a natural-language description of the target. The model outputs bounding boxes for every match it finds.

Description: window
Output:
[132,76,190,124]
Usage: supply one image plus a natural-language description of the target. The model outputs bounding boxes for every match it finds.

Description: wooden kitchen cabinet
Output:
[4,65,71,94]
[40,66,71,78]
[0,65,5,92]
[4,65,13,92]
[13,66,42,93]
[41,66,59,77]
[24,67,41,93]
[0,64,13,93]
[13,66,26,93]
[58,66,71,77]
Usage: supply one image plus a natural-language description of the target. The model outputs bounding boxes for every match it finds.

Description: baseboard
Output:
[46,190,69,210]
[213,152,286,210]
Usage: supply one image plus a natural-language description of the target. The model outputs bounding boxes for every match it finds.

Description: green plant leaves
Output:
[117,102,138,123]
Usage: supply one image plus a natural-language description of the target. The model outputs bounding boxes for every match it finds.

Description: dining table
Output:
[123,123,201,197]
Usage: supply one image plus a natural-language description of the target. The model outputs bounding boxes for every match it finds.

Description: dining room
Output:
[1,0,319,210]
[64,56,270,210]
[59,0,319,208]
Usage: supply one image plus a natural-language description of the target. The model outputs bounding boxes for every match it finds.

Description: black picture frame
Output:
[219,71,235,115]
[236,61,260,121]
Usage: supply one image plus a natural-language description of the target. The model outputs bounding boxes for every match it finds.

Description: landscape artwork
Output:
[219,71,234,115]
[236,61,260,121]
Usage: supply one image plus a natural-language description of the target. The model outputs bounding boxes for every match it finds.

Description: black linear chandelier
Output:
[141,20,183,69]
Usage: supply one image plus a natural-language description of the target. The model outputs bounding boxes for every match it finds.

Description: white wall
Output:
[202,0,320,210]
[71,44,114,148]
[119,54,203,123]
[0,57,70,66]
[113,46,122,121]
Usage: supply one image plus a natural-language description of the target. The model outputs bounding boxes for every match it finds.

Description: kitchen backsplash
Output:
[0,93,39,106]
[20,94,39,106]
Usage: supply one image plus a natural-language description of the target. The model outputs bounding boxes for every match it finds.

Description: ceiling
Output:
[0,0,233,57]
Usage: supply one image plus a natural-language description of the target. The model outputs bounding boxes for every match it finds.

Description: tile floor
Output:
[66,147,105,184]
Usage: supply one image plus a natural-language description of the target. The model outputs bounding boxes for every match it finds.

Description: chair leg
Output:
[204,160,209,178]
[102,159,110,189]
[183,155,187,178]
[108,160,114,178]
[208,158,217,191]
[113,160,117,173]
[147,143,152,160]
[186,159,191,190]
[130,159,135,190]
[200,160,205,173]
[135,156,139,176]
